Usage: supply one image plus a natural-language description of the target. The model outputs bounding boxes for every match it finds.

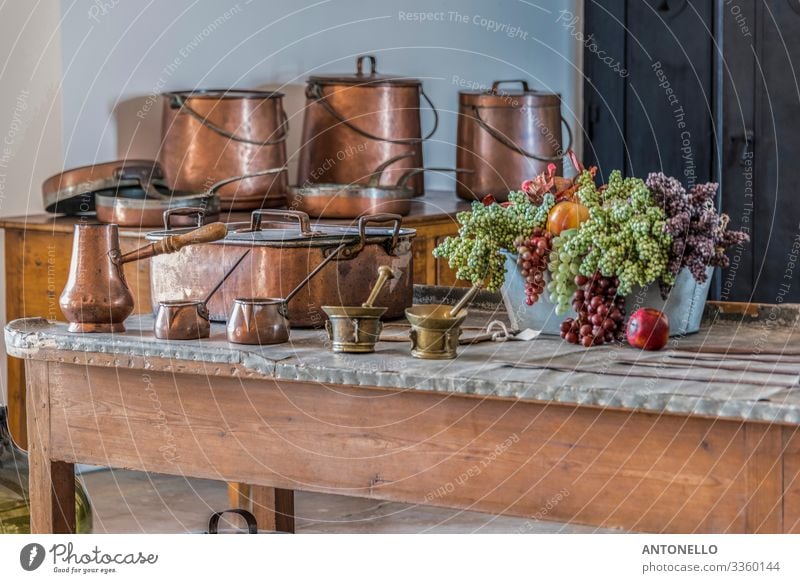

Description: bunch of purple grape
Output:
[515,228,552,305]
[646,172,749,291]
[560,272,626,347]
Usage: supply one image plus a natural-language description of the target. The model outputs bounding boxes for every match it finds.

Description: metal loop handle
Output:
[491,79,530,93]
[170,93,289,146]
[356,55,377,76]
[307,83,439,144]
[471,105,573,162]
[207,167,287,196]
[351,213,402,257]
[366,152,416,186]
[162,206,206,230]
[246,209,317,236]
[207,509,258,534]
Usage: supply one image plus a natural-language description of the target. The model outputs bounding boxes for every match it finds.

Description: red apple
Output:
[626,308,669,350]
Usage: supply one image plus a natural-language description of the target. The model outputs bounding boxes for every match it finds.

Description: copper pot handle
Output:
[367,152,416,186]
[162,206,206,230]
[208,509,258,534]
[356,55,377,75]
[339,213,402,258]
[306,83,439,144]
[471,106,573,162]
[117,222,228,264]
[244,209,318,236]
[490,79,530,93]
[169,93,289,146]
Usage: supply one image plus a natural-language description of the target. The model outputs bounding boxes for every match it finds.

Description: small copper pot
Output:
[154,300,210,340]
[226,298,289,345]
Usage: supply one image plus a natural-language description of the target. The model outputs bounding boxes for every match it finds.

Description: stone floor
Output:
[80,469,616,534]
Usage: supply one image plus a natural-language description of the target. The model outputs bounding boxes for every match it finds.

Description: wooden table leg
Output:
[25,361,75,534]
[250,486,295,533]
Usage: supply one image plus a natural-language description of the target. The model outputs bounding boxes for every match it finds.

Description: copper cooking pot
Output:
[146,209,415,327]
[297,55,438,196]
[456,80,572,201]
[160,89,289,211]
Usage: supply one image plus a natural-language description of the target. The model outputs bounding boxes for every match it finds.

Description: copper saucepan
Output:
[226,242,349,345]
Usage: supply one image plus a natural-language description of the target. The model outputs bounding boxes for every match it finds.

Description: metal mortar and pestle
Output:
[405,284,483,359]
[59,221,228,333]
[321,265,395,353]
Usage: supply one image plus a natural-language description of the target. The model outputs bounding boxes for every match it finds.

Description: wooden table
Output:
[0,190,469,449]
[6,302,800,534]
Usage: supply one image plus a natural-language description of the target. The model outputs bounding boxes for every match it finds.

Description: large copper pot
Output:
[297,55,438,196]
[146,209,415,327]
[160,89,288,211]
[456,80,571,202]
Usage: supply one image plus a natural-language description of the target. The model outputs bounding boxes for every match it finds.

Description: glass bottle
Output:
[0,406,92,533]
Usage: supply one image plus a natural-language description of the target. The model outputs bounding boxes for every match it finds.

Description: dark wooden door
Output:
[583,0,800,303]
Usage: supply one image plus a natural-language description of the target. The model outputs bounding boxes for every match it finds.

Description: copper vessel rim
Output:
[158,299,205,307]
[233,297,285,305]
[165,89,285,100]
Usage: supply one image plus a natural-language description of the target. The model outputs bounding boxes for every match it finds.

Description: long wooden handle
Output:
[118,222,228,264]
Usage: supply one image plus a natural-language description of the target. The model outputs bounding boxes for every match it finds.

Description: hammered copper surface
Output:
[59,224,134,333]
[153,300,210,340]
[147,216,414,327]
[456,81,566,201]
[297,56,433,195]
[160,90,288,210]
[226,298,290,345]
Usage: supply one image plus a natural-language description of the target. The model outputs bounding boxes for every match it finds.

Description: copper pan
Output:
[42,159,163,215]
[94,167,285,227]
[289,153,471,219]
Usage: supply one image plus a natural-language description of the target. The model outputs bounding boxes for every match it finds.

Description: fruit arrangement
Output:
[434,154,749,349]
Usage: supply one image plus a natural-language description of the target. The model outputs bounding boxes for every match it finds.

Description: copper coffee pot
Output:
[60,221,228,333]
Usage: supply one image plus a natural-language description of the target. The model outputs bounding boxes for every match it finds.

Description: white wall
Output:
[59,0,581,187]
[0,0,64,404]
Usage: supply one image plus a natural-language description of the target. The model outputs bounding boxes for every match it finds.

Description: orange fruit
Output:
[546,201,590,235]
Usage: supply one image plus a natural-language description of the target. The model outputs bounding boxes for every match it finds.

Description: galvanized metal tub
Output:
[500,251,712,336]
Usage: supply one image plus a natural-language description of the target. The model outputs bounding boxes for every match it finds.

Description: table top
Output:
[0,190,472,235]
[7,298,800,426]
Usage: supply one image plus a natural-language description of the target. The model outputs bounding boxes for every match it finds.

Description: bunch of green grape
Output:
[546,229,581,314]
[562,170,673,295]
[433,191,554,290]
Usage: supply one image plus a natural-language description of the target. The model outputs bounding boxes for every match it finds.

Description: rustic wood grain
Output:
[25,360,75,533]
[250,486,295,533]
[742,423,783,533]
[783,427,800,533]
[42,363,784,533]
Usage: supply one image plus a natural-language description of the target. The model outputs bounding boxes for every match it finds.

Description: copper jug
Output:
[456,80,572,201]
[297,55,438,196]
[160,89,289,211]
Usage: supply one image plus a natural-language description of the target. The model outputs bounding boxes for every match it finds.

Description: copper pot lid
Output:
[42,159,164,214]
[459,80,561,108]
[146,210,414,247]
[307,55,421,87]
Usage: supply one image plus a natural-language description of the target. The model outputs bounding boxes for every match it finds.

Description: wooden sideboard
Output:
[1,190,470,448]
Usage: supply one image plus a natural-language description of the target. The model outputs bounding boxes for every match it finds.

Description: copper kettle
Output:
[60,221,227,333]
